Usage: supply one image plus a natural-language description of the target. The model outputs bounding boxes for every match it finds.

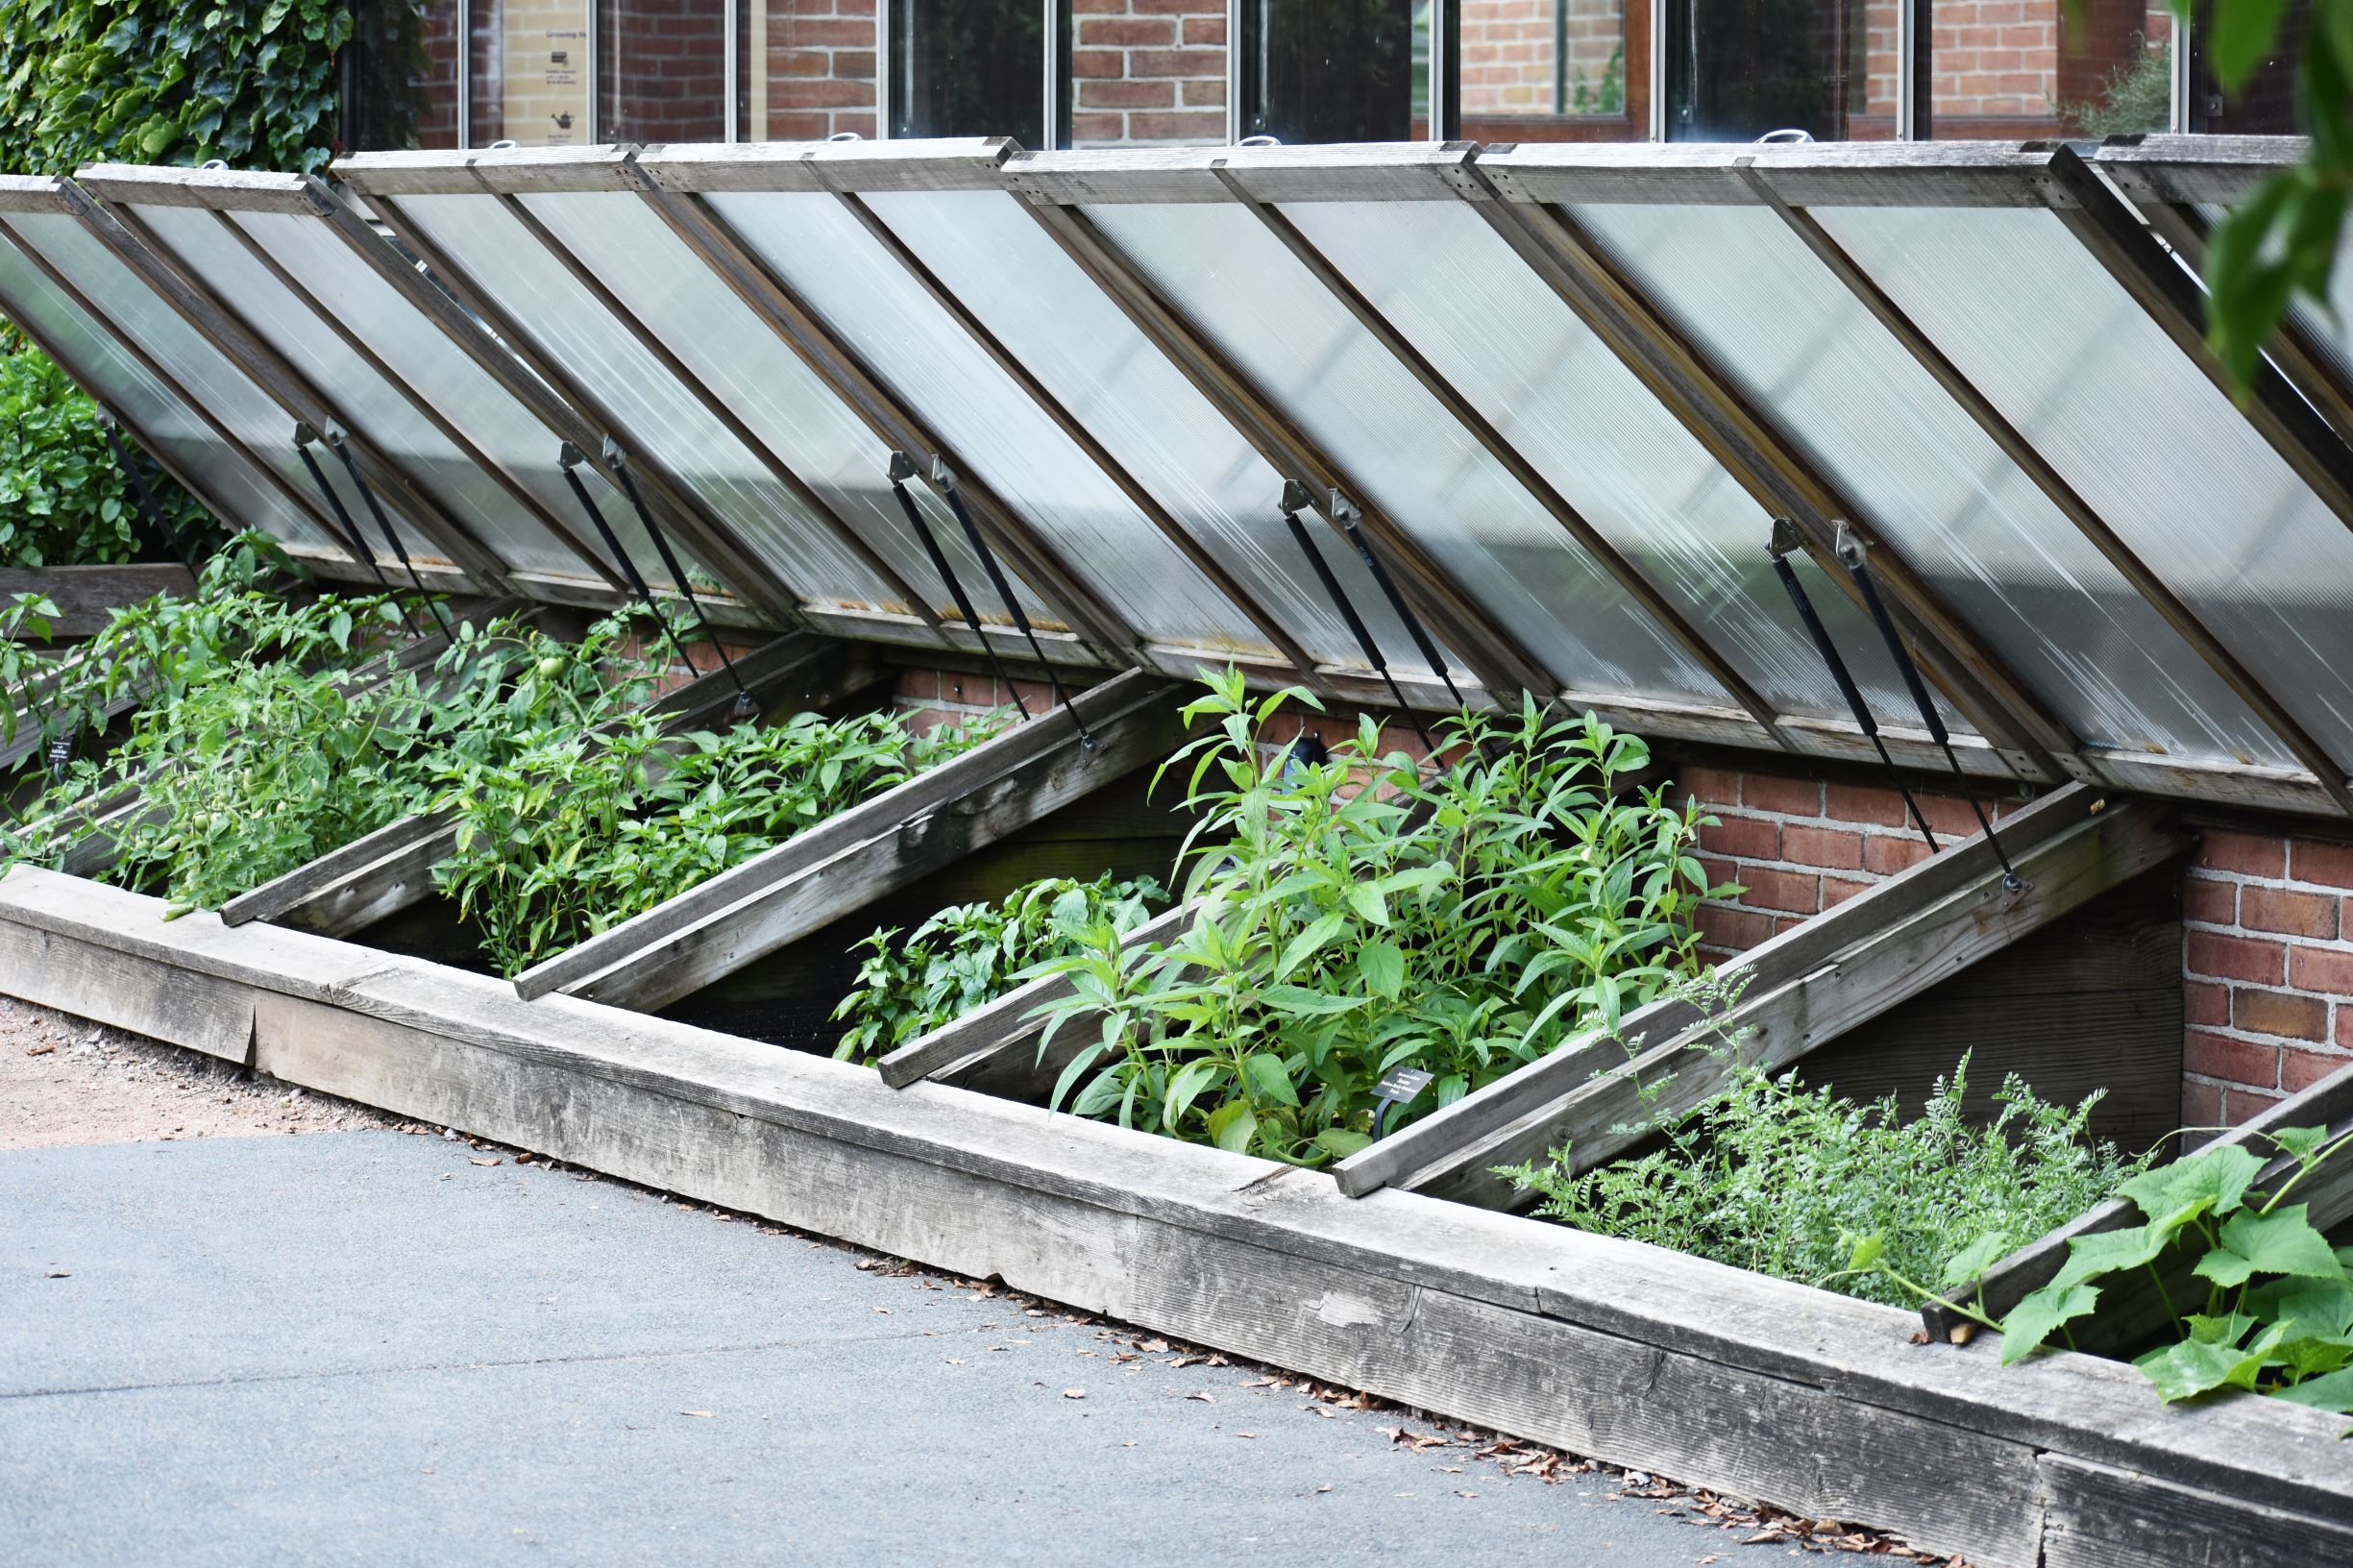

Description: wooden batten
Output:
[1334,785,2185,1203]
[0,862,2348,1568]
[218,632,867,934]
[513,667,1190,1011]
[1932,1057,2353,1347]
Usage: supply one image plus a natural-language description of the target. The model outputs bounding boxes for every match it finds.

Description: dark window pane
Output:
[1239,0,1430,143]
[600,0,730,142]
[1927,0,2171,140]
[890,0,1047,142]
[344,0,462,152]
[1662,0,1875,142]
[470,0,595,146]
[2191,0,2307,134]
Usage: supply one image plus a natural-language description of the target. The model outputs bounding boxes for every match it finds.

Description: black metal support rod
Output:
[291,429,419,639]
[97,417,199,585]
[1767,524,1939,854]
[886,453,1028,720]
[556,444,716,700]
[1279,488,1432,752]
[322,428,452,641]
[930,457,1094,750]
[601,440,748,706]
[1331,492,1468,714]
[1833,526,2020,888]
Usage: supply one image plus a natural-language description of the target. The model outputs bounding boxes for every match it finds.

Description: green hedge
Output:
[0,0,355,567]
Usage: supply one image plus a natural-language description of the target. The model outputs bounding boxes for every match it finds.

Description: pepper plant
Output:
[1027,671,1728,1164]
[832,870,1168,1066]
[432,707,1005,977]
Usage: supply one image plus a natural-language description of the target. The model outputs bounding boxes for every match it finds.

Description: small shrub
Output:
[433,706,1006,977]
[1501,979,2142,1311]
[832,870,1169,1066]
[1027,671,1725,1164]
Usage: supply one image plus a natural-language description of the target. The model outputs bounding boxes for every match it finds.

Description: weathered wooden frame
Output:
[0,860,2345,1568]
[510,667,1190,1012]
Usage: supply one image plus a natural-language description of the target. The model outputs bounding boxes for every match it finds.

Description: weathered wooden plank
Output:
[2037,1454,2353,1568]
[220,633,867,935]
[0,912,253,1061]
[876,900,1193,1088]
[1388,799,2184,1210]
[4,863,2351,1563]
[1932,1053,2353,1343]
[525,669,1188,1011]
[1335,784,2111,1198]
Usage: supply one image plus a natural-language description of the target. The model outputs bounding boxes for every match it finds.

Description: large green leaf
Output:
[2195,1205,2345,1288]
[1998,1283,2100,1365]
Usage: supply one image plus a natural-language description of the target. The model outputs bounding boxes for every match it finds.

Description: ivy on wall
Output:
[0,0,354,568]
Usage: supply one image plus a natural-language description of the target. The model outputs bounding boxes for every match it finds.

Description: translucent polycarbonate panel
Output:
[230,208,639,586]
[0,212,410,565]
[473,188,1033,625]
[128,202,540,573]
[1083,200,1728,706]
[1283,197,1934,726]
[1816,204,2353,768]
[0,229,331,551]
[1575,201,2295,769]
[865,187,1444,676]
[700,188,1281,660]
[386,191,906,614]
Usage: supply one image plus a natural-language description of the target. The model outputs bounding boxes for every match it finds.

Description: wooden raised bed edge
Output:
[1,864,2346,1568]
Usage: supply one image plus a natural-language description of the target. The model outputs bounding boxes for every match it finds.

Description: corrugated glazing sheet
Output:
[691,188,1285,661]
[1281,196,1933,727]
[1081,198,1732,707]
[121,200,602,586]
[369,189,917,617]
[0,222,334,555]
[454,186,1044,627]
[1817,203,2353,766]
[0,210,428,566]
[861,186,1442,676]
[1571,200,2294,769]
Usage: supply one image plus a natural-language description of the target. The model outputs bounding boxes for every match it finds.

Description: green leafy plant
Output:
[832,871,1169,1066]
[11,602,656,912]
[2060,32,2171,139]
[1027,671,1724,1165]
[433,707,1005,977]
[1892,1125,2353,1412]
[0,343,205,567]
[1501,980,2142,1311]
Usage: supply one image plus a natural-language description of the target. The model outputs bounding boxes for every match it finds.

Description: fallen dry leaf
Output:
[944,1359,967,1365]
[873,1307,892,1315]
[1140,1337,1170,1353]
[1062,1388,1086,1400]
[1242,1377,1277,1387]
[1237,1432,1256,1439]
[24,1043,54,1056]
[1185,1391,1213,1404]
[468,1157,501,1167]
[679,1410,714,1418]
[44,1269,69,1279]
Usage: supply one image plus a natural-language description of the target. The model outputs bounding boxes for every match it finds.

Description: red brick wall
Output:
[1675,763,2026,960]
[1930,0,2171,134]
[747,0,879,140]
[600,0,731,142]
[2180,829,2353,1129]
[1070,0,1227,145]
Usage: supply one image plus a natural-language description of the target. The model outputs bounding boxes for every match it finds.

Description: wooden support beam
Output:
[1,863,2349,1568]
[317,177,807,634]
[68,187,513,594]
[1334,785,2185,1206]
[1209,169,1794,747]
[1008,195,1556,705]
[1461,176,2078,782]
[1737,170,2353,818]
[471,176,946,632]
[219,633,870,936]
[822,184,1327,689]
[614,164,1144,665]
[1932,1057,2353,1348]
[0,566,194,638]
[875,899,1193,1089]
[516,668,1189,1011]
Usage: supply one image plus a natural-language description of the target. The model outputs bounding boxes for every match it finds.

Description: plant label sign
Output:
[1375,1066,1434,1105]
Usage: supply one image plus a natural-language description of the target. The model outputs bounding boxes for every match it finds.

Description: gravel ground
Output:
[0,996,395,1149]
